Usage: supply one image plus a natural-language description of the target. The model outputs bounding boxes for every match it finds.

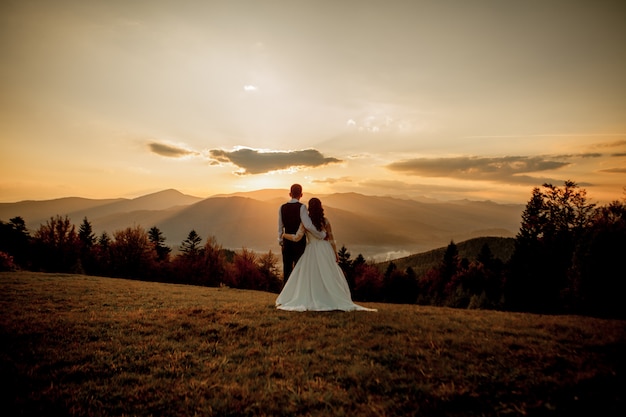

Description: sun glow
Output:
[236,174,283,192]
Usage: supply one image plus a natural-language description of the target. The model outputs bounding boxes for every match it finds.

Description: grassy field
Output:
[1,272,624,416]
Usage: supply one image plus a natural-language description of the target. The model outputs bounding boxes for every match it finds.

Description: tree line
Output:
[1,181,624,318]
[354,181,624,318]
[0,218,284,293]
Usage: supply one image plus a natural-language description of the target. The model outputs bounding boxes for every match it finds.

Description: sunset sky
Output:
[1,0,625,204]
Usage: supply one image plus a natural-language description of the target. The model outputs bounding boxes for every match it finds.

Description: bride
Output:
[275,197,376,312]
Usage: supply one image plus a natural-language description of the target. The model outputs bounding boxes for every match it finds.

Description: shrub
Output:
[0,251,17,271]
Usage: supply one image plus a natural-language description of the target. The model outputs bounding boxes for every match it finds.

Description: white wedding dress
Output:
[276,221,376,312]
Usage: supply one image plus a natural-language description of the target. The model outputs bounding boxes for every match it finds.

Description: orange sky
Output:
[1,0,625,204]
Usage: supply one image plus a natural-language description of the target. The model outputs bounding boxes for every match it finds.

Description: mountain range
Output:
[0,189,524,261]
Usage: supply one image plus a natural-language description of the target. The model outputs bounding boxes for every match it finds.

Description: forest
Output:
[1,181,624,319]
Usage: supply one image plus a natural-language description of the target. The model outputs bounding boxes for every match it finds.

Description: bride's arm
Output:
[282,224,305,242]
[325,219,339,262]
[300,204,326,240]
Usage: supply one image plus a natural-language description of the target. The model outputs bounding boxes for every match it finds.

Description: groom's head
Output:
[290,184,303,199]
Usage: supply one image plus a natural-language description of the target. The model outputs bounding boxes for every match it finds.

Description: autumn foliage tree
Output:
[352,263,384,302]
[383,263,419,304]
[256,250,282,293]
[109,226,153,278]
[227,248,264,290]
[33,215,80,272]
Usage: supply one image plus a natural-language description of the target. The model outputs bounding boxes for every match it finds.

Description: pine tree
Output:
[571,199,626,317]
[148,226,171,261]
[77,217,96,274]
[506,181,596,313]
[78,217,95,248]
[0,217,30,267]
[476,243,495,269]
[337,245,354,289]
[337,245,352,271]
[180,230,202,257]
[441,240,459,282]
[98,232,111,247]
[353,253,366,269]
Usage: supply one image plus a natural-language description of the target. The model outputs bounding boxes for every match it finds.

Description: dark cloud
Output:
[592,140,626,149]
[600,167,626,174]
[209,148,342,175]
[386,156,569,185]
[580,153,603,158]
[148,142,196,158]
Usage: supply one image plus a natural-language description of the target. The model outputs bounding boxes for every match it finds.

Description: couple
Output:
[276,184,375,312]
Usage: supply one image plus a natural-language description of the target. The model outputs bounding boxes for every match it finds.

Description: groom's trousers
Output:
[282,239,306,284]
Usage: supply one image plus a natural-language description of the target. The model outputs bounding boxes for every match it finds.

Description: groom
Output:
[278,184,326,284]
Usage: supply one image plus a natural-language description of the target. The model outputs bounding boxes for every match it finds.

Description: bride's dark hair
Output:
[308,198,325,231]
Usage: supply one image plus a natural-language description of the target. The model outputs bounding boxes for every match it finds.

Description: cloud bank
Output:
[148,142,197,158]
[148,141,342,175]
[600,168,626,174]
[209,148,342,175]
[386,156,570,185]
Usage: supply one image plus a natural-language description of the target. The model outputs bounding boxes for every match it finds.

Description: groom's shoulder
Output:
[280,201,302,214]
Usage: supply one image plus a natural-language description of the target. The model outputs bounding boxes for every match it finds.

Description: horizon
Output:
[0,186,537,205]
[0,187,524,262]
[0,185,616,207]
[1,1,625,205]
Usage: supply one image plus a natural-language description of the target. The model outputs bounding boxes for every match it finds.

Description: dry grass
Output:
[1,271,624,416]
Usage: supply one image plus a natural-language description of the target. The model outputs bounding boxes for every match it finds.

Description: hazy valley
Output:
[0,189,524,261]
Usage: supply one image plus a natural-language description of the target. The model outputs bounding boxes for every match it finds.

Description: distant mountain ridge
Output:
[0,189,202,226]
[0,189,524,261]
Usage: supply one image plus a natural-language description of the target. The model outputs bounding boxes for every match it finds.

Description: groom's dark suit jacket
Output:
[281,201,306,280]
[281,201,303,234]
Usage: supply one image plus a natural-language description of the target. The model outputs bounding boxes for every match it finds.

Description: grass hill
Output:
[2,272,624,416]
[377,236,516,276]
